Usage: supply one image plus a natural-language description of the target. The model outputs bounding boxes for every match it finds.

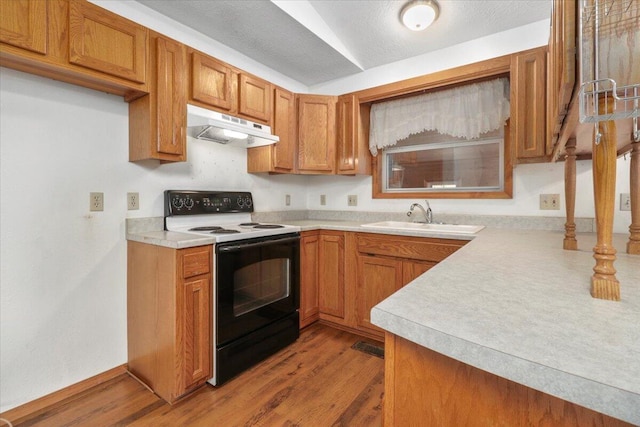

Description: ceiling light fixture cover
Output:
[400,0,440,31]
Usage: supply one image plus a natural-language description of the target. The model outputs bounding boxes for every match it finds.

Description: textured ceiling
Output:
[136,0,552,86]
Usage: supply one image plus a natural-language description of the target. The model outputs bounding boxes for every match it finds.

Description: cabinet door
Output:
[180,275,211,390]
[547,0,576,153]
[318,232,345,319]
[336,94,357,173]
[155,36,186,157]
[300,232,320,328]
[0,0,47,54]
[271,87,296,171]
[191,52,234,111]
[511,47,547,161]
[239,73,271,123]
[297,95,337,174]
[247,87,295,173]
[356,254,402,336]
[68,0,147,83]
[402,260,436,284]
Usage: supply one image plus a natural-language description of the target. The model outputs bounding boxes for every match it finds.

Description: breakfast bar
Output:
[371,229,639,425]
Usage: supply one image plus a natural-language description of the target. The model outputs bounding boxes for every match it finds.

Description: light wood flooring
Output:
[11,324,385,427]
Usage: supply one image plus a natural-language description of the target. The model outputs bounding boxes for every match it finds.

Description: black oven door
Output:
[215,233,300,347]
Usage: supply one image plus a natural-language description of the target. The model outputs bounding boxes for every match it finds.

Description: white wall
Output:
[0,69,308,412]
[0,2,634,414]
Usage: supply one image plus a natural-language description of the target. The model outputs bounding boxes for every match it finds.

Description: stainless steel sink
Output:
[360,221,484,234]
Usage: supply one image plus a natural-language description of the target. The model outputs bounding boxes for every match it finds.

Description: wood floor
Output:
[11,324,385,427]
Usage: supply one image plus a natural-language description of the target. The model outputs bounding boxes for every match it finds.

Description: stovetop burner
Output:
[189,226,223,231]
[211,229,240,234]
[239,222,261,227]
[254,224,284,229]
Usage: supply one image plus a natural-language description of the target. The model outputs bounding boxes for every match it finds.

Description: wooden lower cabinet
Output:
[300,230,465,340]
[356,254,403,334]
[318,231,345,320]
[127,242,212,403]
[355,233,465,339]
[299,231,320,328]
[384,333,633,427]
[299,230,346,328]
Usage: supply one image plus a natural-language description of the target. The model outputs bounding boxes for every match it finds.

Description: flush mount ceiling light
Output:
[400,0,440,31]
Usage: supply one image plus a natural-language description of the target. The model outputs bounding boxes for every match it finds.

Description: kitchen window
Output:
[370,77,512,199]
[382,128,505,194]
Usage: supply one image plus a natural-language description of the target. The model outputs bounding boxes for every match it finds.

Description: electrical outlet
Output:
[347,195,357,206]
[90,192,104,212]
[127,192,139,210]
[285,194,291,206]
[620,193,631,211]
[539,194,560,210]
[320,194,326,206]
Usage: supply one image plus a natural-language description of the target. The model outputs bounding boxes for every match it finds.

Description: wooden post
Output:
[564,139,578,250]
[590,97,620,301]
[628,140,640,254]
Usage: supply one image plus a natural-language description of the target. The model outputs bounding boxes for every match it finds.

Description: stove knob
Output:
[172,198,184,209]
[184,198,195,209]
[245,197,253,208]
[237,197,244,207]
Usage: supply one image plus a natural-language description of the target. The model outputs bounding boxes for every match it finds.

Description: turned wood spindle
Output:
[628,140,640,255]
[590,96,620,301]
[564,139,578,250]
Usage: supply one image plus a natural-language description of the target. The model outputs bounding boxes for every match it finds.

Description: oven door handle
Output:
[217,235,300,253]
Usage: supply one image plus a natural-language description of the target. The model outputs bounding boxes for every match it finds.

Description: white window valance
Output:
[369,77,510,156]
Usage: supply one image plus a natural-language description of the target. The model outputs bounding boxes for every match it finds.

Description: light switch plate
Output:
[348,195,357,206]
[320,194,326,205]
[285,194,291,206]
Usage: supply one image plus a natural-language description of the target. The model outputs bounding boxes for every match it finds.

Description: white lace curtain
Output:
[369,77,510,156]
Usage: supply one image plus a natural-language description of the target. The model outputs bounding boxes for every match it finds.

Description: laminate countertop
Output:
[365,227,639,425]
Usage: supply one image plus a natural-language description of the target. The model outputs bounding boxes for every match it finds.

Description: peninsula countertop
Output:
[369,227,639,425]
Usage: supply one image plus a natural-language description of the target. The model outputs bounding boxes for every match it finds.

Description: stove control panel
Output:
[165,190,253,216]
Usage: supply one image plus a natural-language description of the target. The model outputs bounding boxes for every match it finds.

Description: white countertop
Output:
[126,218,639,423]
[370,228,639,425]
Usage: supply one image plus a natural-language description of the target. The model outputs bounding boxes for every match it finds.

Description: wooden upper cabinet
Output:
[1,0,148,98]
[547,0,576,153]
[0,0,47,54]
[336,94,372,175]
[247,86,296,173]
[511,47,548,162]
[239,73,271,122]
[68,0,147,83]
[297,94,337,174]
[129,33,186,162]
[190,51,234,112]
[155,36,186,157]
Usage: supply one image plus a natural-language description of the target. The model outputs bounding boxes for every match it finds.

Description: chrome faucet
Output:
[407,200,433,224]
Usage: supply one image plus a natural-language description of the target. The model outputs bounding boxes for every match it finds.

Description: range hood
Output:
[187,104,279,148]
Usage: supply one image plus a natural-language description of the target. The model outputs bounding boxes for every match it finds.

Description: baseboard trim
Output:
[0,364,127,424]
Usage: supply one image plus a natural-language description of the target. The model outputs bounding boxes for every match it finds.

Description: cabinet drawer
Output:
[182,247,211,278]
[356,234,466,263]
